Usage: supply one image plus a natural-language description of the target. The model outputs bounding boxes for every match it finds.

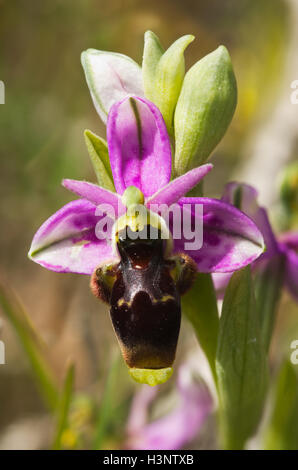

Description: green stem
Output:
[182,272,219,382]
[255,253,286,352]
[52,363,75,450]
[0,283,59,411]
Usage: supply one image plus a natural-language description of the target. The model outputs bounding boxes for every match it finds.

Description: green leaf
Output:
[52,362,75,450]
[84,129,115,191]
[182,273,219,380]
[142,31,194,134]
[255,253,286,352]
[174,45,237,175]
[0,283,59,411]
[93,355,120,449]
[216,266,267,449]
[264,360,298,450]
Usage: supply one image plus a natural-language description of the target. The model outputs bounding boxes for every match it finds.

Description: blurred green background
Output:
[0,0,297,449]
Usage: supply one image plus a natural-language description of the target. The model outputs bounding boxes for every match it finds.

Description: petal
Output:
[174,198,265,273]
[279,233,298,301]
[127,368,212,450]
[62,179,125,216]
[107,96,172,197]
[29,199,118,274]
[222,182,278,256]
[147,164,213,207]
[126,386,158,435]
[212,272,232,299]
[278,231,298,251]
[81,49,144,123]
[284,248,298,301]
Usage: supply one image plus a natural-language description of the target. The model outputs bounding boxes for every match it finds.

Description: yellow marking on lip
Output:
[152,294,175,304]
[129,367,173,386]
[117,298,132,307]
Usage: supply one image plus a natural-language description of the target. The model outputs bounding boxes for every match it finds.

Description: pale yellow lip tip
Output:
[128,367,173,386]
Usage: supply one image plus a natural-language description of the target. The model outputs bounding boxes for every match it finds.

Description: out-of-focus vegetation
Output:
[0,0,297,449]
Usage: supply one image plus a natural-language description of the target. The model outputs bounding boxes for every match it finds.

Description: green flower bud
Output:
[142,31,194,134]
[174,45,237,175]
[142,31,164,95]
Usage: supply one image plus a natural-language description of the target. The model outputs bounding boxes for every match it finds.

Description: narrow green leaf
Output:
[84,129,115,191]
[93,355,120,449]
[52,362,75,450]
[182,273,219,380]
[0,283,59,411]
[255,253,286,352]
[174,45,237,175]
[216,267,267,449]
[264,360,298,450]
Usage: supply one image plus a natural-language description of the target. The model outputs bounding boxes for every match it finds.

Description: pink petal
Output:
[28,199,118,274]
[284,248,298,301]
[107,96,172,197]
[127,369,212,450]
[222,182,278,256]
[174,198,265,273]
[147,164,213,207]
[62,179,125,217]
[279,232,298,300]
[278,231,298,250]
[212,272,232,299]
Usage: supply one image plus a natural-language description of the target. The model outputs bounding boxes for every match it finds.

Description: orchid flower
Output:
[213,182,298,301]
[29,100,264,275]
[28,96,264,385]
[125,366,213,450]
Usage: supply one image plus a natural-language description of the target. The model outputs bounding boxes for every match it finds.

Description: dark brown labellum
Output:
[90,224,197,370]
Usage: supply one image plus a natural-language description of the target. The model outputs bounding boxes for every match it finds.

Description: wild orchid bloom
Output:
[29,97,264,385]
[213,183,298,301]
[125,366,213,450]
